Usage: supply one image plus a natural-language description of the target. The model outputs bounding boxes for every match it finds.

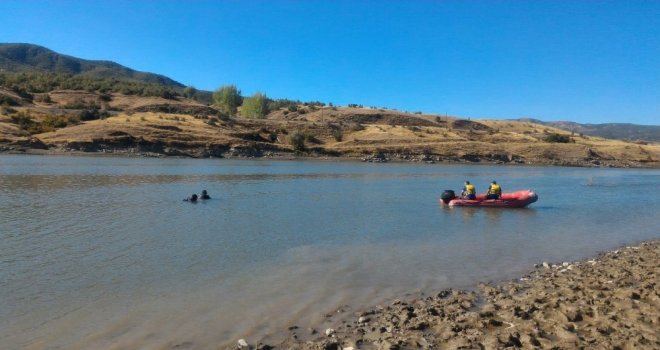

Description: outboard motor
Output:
[441,190,456,204]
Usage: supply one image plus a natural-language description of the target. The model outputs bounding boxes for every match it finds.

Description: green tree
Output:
[183,86,197,99]
[213,85,242,115]
[240,92,269,118]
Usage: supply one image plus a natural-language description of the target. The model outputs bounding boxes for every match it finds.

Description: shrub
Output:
[304,131,320,144]
[0,95,19,106]
[42,115,70,128]
[332,129,343,141]
[62,98,99,110]
[544,133,572,143]
[10,111,34,128]
[78,108,108,121]
[287,105,298,112]
[289,130,305,151]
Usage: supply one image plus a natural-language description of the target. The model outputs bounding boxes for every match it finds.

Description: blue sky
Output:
[1,0,658,124]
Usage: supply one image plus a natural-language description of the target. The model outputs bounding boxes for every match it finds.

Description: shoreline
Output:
[246,240,659,350]
[1,146,658,169]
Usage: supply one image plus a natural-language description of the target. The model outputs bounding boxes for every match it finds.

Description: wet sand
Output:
[248,240,659,349]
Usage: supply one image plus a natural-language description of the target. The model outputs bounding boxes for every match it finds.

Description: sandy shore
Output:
[242,240,659,350]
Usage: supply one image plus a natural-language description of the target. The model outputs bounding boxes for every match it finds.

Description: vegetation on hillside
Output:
[212,85,242,115]
[544,133,573,143]
[240,92,269,118]
[0,43,184,87]
[0,72,180,99]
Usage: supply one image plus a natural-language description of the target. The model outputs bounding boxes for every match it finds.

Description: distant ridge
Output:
[516,118,660,143]
[0,43,184,88]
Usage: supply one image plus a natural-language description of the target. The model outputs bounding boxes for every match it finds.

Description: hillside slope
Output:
[1,91,658,168]
[0,43,184,88]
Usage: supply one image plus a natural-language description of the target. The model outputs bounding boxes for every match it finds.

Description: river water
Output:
[1,155,658,349]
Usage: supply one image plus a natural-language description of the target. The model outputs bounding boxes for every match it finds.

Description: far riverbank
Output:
[1,144,658,168]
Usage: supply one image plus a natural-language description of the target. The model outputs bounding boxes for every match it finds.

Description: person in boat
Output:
[486,180,502,200]
[184,194,198,202]
[461,181,476,200]
[200,190,211,200]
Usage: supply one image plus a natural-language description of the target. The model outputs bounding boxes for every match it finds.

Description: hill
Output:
[0,43,184,88]
[517,118,660,143]
[1,92,658,168]
[0,44,657,168]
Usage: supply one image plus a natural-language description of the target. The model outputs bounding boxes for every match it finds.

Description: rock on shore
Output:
[262,240,658,349]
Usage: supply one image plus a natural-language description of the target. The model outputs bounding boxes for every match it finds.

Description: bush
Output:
[287,105,298,112]
[62,98,99,110]
[78,108,108,121]
[42,115,70,128]
[289,130,305,151]
[0,95,19,106]
[304,131,320,144]
[544,133,572,143]
[10,111,34,128]
[332,129,343,141]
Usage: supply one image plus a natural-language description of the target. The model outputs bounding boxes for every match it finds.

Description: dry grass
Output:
[1,92,658,166]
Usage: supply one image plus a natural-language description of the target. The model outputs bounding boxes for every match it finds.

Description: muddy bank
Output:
[244,240,659,350]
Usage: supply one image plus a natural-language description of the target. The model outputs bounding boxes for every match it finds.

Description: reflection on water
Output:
[0,155,659,348]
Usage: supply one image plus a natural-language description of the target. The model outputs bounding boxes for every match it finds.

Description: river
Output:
[1,155,658,349]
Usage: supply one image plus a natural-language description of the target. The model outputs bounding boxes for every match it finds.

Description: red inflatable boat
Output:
[440,190,538,208]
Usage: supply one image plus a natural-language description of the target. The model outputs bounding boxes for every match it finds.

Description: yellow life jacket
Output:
[489,184,501,195]
[464,184,475,195]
